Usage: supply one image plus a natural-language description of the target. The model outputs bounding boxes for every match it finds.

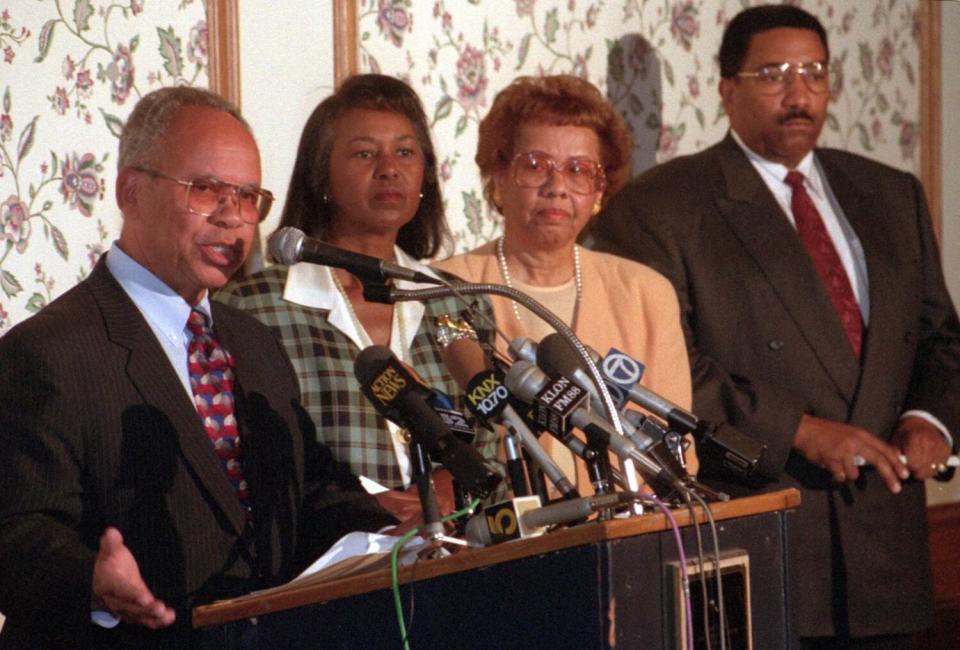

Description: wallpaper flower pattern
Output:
[0,1,207,332]
[0,0,924,333]
[357,0,923,256]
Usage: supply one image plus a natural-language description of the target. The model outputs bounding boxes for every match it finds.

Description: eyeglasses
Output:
[133,167,274,224]
[735,61,829,95]
[510,152,605,195]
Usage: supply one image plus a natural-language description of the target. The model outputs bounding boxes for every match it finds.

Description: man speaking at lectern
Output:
[0,87,388,647]
[591,4,960,647]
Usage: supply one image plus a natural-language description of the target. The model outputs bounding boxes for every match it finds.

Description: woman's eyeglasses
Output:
[510,152,605,195]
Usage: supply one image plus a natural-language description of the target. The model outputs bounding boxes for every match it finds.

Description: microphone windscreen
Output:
[267,226,304,265]
[537,333,586,380]
[440,337,490,390]
[353,344,399,387]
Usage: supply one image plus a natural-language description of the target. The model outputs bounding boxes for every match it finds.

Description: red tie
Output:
[784,171,863,357]
[186,309,251,512]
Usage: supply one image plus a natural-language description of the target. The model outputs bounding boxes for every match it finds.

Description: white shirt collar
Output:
[105,241,212,339]
[730,129,825,200]
[281,245,441,352]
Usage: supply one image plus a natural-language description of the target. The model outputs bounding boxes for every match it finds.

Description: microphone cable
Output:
[390,497,480,650]
[688,490,730,650]
[682,490,715,650]
[641,490,696,650]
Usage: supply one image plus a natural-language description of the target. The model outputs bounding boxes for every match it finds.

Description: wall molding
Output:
[920,0,942,241]
[333,0,359,87]
[206,0,241,107]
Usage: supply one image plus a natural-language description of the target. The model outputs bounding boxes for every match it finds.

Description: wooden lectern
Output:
[195,489,799,649]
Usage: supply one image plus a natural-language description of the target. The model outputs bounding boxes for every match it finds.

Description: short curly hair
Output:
[475,75,633,212]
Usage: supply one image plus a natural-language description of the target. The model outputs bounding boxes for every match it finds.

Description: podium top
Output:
[193,488,800,628]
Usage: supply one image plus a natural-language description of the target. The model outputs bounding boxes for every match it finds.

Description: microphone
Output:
[508,336,538,364]
[440,338,579,500]
[464,495,544,546]
[508,337,632,489]
[354,345,501,498]
[465,492,638,547]
[267,226,440,285]
[504,360,686,497]
[587,346,699,434]
[543,336,768,483]
[537,333,689,475]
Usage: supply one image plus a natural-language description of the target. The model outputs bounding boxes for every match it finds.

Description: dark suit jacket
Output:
[0,260,388,648]
[590,134,960,637]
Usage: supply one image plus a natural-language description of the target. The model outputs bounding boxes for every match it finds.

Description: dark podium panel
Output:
[196,490,799,649]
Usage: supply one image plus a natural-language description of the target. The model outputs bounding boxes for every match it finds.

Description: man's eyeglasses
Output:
[510,152,605,195]
[133,167,274,224]
[735,61,829,96]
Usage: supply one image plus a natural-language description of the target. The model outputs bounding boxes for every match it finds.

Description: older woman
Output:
[217,74,498,498]
[434,75,697,494]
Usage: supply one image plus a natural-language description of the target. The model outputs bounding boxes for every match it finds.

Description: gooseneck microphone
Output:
[353,345,501,498]
[267,226,440,285]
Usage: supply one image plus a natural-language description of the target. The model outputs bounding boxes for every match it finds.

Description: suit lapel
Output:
[817,153,902,420]
[714,137,861,400]
[90,263,248,534]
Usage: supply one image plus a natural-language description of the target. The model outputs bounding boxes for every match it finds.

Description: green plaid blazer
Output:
[216,263,499,490]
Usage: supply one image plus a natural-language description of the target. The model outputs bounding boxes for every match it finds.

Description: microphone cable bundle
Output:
[271,228,752,649]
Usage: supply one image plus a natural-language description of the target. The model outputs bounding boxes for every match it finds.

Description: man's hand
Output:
[793,414,909,494]
[91,527,175,629]
[892,416,951,481]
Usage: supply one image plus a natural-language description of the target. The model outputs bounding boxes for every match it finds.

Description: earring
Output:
[492,187,502,210]
[322,193,329,203]
[419,192,424,199]
[591,200,602,217]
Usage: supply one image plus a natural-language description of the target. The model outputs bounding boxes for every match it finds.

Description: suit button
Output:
[768,340,785,351]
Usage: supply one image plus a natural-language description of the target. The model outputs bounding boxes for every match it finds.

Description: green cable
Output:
[391,498,481,649]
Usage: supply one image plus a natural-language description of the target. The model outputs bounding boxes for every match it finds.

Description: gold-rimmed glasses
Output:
[510,152,605,195]
[735,61,829,95]
[132,166,274,224]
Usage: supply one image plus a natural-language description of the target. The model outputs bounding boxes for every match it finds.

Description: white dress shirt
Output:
[731,131,952,447]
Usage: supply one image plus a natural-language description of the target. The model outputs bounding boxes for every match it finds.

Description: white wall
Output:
[239,3,336,267]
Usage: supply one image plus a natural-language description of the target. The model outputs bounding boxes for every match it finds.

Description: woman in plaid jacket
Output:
[217,75,500,503]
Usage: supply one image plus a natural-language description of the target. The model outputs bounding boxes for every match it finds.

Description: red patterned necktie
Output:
[784,171,863,357]
[186,309,251,512]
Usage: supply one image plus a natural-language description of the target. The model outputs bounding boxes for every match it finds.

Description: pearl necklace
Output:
[330,268,408,361]
[496,235,582,325]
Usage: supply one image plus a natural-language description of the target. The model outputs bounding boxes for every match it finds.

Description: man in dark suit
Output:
[0,87,390,647]
[590,5,960,647]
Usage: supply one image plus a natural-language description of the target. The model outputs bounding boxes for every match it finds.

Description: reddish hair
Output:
[476,75,633,211]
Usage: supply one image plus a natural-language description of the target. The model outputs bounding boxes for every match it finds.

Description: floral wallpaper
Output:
[358,0,923,256]
[0,0,924,333]
[0,0,207,333]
